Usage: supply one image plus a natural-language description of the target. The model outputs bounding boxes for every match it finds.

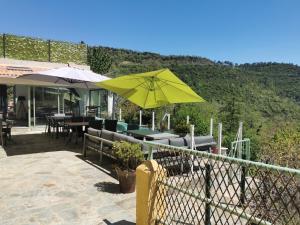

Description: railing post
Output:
[136,160,167,225]
[48,39,51,62]
[239,148,247,206]
[205,163,212,225]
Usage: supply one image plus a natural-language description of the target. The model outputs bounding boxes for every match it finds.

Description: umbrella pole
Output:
[190,124,195,173]
[209,118,213,136]
[152,111,155,131]
[119,108,122,121]
[139,110,142,126]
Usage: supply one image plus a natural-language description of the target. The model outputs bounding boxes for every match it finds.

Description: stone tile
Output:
[0,133,136,225]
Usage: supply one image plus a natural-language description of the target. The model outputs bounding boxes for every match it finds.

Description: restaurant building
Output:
[0,58,113,127]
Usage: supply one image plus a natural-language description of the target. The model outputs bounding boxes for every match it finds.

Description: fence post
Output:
[205,163,212,225]
[239,148,247,206]
[48,40,51,62]
[136,160,167,225]
[3,33,6,58]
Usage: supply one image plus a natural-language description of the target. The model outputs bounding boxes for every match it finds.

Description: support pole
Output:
[190,124,195,173]
[218,123,222,155]
[27,86,31,128]
[57,89,60,114]
[205,163,212,225]
[119,108,122,121]
[33,87,36,127]
[238,122,243,159]
[186,115,190,124]
[209,118,213,136]
[167,114,170,130]
[139,110,142,126]
[152,111,155,131]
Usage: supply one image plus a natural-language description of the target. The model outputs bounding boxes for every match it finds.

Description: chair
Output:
[45,115,52,135]
[71,116,84,139]
[89,120,103,130]
[104,119,117,132]
[0,119,9,146]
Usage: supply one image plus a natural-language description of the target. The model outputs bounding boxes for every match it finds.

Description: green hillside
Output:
[88,46,300,121]
[88,46,300,163]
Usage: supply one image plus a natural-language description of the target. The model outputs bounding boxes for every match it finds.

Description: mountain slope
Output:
[88,46,300,124]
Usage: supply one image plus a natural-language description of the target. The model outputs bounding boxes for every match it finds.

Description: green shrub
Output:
[112,141,144,170]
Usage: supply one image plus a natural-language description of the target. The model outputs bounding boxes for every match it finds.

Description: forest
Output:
[88,46,300,167]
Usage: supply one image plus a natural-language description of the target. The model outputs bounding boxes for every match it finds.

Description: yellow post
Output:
[136,160,166,225]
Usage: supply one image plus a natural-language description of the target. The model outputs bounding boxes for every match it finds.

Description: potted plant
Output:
[112,141,144,193]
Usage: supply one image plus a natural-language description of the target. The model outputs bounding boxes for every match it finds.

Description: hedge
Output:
[0,34,87,65]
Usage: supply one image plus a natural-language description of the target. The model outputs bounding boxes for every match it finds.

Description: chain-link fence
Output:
[146,142,300,225]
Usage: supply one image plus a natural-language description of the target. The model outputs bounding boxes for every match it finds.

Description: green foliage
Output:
[173,121,190,135]
[0,34,87,64]
[173,103,217,135]
[87,47,112,74]
[260,124,300,168]
[219,97,242,134]
[112,141,144,170]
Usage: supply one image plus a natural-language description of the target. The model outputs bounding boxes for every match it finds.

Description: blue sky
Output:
[1,0,300,65]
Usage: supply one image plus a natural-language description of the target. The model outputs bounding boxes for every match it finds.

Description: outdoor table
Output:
[145,132,179,140]
[127,129,179,140]
[64,121,89,144]
[127,129,159,140]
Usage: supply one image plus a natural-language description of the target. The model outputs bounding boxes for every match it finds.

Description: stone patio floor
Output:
[0,130,136,225]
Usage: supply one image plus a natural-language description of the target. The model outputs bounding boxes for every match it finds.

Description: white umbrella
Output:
[19,67,110,88]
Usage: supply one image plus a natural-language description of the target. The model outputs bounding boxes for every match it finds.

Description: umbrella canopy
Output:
[96,68,205,109]
[19,67,110,88]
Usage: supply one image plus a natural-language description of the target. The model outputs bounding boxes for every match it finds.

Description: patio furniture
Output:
[145,132,179,140]
[126,129,159,140]
[117,121,128,133]
[127,123,139,131]
[89,119,103,130]
[0,120,9,146]
[83,128,148,161]
[83,128,216,174]
[96,68,204,109]
[104,119,117,132]
[65,120,89,144]
[20,66,110,89]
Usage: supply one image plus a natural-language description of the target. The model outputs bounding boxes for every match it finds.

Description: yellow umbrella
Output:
[96,68,205,109]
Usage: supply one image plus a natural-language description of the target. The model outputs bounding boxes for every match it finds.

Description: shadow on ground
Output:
[4,133,118,179]
[94,181,120,194]
[103,219,135,225]
[4,133,82,156]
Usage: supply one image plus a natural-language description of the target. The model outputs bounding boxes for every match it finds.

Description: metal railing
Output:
[145,141,300,225]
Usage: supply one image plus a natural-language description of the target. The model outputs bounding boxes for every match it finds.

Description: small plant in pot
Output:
[112,141,144,193]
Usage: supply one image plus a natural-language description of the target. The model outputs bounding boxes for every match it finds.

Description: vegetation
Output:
[112,141,144,171]
[88,46,300,165]
[0,33,87,64]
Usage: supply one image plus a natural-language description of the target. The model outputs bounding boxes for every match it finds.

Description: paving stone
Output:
[0,133,136,225]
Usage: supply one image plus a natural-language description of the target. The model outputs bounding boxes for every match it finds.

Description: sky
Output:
[0,0,300,65]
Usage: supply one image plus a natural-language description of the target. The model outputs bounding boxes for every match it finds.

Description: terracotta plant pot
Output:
[115,167,136,193]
